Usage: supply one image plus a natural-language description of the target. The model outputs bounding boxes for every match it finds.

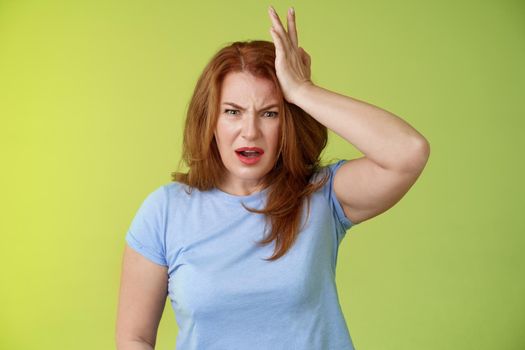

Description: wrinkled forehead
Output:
[219,71,281,107]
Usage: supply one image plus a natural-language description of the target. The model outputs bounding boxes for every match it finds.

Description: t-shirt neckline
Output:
[209,186,269,204]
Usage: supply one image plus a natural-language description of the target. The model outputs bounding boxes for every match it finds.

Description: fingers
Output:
[269,26,285,59]
[287,7,298,48]
[268,6,292,52]
[269,6,310,81]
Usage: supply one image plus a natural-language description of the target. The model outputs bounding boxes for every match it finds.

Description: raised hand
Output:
[268,6,313,104]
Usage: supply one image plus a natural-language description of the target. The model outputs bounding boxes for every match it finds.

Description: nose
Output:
[241,113,260,140]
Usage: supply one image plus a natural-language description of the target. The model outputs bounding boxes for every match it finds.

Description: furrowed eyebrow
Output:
[222,102,279,112]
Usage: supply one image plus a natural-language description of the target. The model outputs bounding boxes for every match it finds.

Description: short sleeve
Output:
[125,185,168,266]
[323,159,356,242]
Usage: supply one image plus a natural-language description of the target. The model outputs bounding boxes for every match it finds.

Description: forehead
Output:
[220,71,279,104]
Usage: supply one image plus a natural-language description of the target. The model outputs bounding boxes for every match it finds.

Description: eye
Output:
[224,109,239,115]
[263,111,278,118]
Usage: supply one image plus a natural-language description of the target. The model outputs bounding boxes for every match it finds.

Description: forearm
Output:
[292,83,430,171]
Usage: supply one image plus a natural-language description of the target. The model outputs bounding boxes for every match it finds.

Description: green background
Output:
[1,0,523,349]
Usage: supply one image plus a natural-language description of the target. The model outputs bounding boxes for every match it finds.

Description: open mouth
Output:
[235,147,264,164]
[236,150,261,157]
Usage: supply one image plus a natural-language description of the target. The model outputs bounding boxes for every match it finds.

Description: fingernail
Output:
[290,7,295,15]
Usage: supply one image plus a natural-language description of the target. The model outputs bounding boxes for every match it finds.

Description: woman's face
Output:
[214,71,281,195]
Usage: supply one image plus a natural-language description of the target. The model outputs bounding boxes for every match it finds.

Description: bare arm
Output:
[116,245,168,350]
[293,84,430,224]
[268,7,430,224]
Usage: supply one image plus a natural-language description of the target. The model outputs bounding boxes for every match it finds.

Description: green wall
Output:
[1,0,523,349]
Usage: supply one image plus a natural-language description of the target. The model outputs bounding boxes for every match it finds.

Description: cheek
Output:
[214,123,227,145]
[270,124,281,150]
[215,121,236,142]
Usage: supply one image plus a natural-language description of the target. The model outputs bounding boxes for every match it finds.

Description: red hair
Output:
[171,40,329,261]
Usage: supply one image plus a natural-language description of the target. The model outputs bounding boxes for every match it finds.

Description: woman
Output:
[116,6,430,350]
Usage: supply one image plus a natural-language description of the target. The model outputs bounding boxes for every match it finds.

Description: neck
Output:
[217,178,266,196]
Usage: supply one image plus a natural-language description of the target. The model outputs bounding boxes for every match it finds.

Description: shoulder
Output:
[164,181,192,198]
[136,181,191,212]
[162,181,210,210]
[310,159,347,189]
[309,159,355,230]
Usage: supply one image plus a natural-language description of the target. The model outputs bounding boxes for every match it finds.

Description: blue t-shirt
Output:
[125,159,357,350]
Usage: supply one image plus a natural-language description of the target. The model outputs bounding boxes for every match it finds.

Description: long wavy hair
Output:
[171,40,329,261]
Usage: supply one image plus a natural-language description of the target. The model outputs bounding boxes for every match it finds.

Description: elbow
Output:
[417,136,431,161]
[402,136,431,173]
[116,330,156,350]
[116,338,155,350]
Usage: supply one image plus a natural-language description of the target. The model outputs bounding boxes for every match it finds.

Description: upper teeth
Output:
[243,150,258,154]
